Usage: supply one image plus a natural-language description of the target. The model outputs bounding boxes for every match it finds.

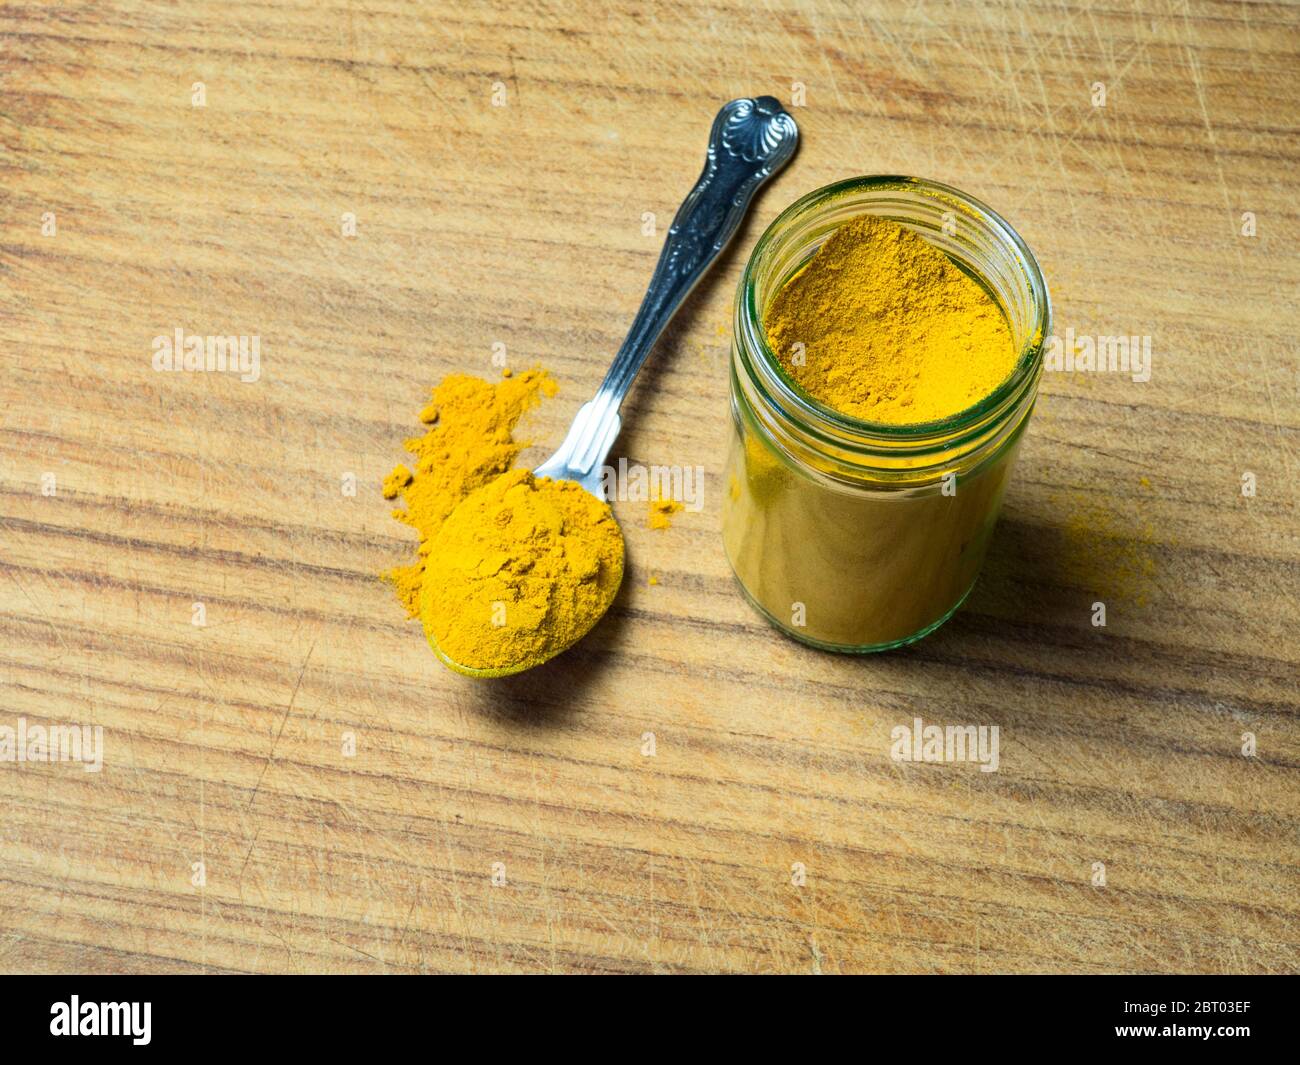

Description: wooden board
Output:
[1,0,1297,974]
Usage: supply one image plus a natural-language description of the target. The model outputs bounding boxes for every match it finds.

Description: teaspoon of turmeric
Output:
[420,470,624,677]
[421,97,797,676]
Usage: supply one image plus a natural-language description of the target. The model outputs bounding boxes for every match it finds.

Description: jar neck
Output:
[732,176,1050,483]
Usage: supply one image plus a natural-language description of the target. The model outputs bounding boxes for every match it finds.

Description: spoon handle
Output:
[602,95,800,404]
[534,96,798,494]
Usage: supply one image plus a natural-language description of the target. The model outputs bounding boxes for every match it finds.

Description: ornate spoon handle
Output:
[534,96,798,495]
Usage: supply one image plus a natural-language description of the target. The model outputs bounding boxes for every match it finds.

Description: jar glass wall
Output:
[722,176,1051,651]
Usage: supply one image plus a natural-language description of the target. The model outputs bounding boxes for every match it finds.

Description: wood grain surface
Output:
[2,0,1298,974]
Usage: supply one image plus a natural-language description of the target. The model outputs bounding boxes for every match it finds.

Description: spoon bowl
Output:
[428,559,625,679]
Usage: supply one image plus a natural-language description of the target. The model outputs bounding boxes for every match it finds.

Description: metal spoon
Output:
[434,96,799,677]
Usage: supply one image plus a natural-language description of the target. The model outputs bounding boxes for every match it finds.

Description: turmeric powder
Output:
[382,369,557,616]
[647,496,683,530]
[764,214,1017,423]
[383,369,625,675]
[420,469,624,673]
[724,191,1044,651]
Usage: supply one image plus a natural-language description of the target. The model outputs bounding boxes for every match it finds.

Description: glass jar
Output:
[722,176,1051,651]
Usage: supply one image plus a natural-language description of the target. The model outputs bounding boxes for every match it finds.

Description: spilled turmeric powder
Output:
[382,369,557,616]
[647,496,683,530]
[383,369,625,675]
[764,214,1017,423]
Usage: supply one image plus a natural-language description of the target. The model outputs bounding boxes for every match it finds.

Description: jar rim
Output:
[737,175,1052,449]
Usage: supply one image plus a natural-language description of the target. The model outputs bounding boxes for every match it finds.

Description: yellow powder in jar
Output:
[723,210,1036,649]
[722,423,1015,647]
[763,214,1018,423]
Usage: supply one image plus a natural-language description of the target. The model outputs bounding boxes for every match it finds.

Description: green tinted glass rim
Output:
[738,175,1051,447]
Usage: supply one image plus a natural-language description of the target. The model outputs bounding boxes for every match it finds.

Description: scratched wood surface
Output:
[1,0,1298,974]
